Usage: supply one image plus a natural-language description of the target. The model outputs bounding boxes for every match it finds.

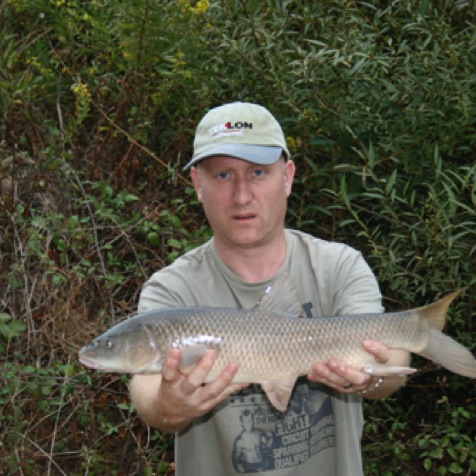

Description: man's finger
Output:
[199,364,247,411]
[362,340,391,363]
[309,360,370,389]
[161,349,182,382]
[182,349,217,391]
[201,363,240,399]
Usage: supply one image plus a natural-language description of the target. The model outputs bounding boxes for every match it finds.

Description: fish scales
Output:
[141,308,429,383]
[79,274,476,411]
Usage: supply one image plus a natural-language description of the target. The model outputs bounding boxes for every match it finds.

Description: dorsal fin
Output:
[252,273,304,317]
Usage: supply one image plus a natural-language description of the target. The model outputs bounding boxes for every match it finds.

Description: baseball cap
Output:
[184,102,290,169]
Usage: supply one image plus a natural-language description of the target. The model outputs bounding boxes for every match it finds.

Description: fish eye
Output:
[104,340,113,348]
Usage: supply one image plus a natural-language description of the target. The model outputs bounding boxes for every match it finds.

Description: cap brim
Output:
[183,144,283,170]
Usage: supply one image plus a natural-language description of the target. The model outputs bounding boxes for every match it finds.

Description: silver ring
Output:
[343,382,353,389]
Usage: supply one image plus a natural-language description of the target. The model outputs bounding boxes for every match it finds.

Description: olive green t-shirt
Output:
[139,229,383,476]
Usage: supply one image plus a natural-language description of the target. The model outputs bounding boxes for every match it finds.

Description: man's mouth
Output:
[232,213,257,221]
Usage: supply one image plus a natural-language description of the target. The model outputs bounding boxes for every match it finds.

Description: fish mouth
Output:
[78,353,105,370]
[78,346,119,371]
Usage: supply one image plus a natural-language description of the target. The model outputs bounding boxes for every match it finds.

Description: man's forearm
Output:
[129,374,192,432]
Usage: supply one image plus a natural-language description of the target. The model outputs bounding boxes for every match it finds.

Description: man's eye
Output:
[217,171,229,180]
[252,169,264,177]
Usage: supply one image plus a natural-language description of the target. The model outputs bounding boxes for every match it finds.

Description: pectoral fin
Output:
[261,376,298,412]
[178,345,209,373]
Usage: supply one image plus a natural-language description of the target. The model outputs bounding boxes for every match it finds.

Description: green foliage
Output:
[0,313,26,353]
[0,359,174,475]
[328,155,476,299]
[1,0,475,473]
[363,395,476,475]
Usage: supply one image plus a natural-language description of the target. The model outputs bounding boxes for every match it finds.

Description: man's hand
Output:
[130,349,249,431]
[307,340,409,399]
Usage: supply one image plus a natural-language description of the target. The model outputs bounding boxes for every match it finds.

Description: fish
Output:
[78,274,476,411]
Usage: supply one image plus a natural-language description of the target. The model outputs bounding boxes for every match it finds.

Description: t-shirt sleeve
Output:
[138,270,187,312]
[332,247,383,316]
[293,231,383,317]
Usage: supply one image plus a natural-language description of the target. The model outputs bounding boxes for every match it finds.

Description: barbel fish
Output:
[79,275,476,411]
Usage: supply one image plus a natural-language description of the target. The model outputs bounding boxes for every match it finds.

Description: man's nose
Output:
[232,177,253,204]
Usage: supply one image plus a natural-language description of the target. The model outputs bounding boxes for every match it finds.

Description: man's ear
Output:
[284,160,295,197]
[191,166,203,202]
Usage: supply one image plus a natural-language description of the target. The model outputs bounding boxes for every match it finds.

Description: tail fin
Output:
[417,290,476,378]
[419,328,476,378]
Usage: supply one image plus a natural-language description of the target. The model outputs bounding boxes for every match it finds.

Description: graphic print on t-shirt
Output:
[230,379,335,473]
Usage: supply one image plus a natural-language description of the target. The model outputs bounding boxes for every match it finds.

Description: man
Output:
[129,102,409,475]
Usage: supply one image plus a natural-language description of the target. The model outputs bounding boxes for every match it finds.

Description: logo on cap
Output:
[209,121,253,139]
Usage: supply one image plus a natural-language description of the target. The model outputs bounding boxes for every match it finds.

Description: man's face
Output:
[191,156,295,250]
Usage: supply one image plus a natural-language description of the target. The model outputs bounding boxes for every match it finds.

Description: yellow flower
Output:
[194,0,210,13]
[286,136,302,154]
[178,0,210,15]
[71,82,92,123]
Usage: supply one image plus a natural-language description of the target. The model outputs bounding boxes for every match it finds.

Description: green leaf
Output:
[157,461,169,474]
[448,462,463,474]
[0,313,12,322]
[429,448,443,459]
[147,231,160,246]
[0,318,26,339]
[167,238,182,249]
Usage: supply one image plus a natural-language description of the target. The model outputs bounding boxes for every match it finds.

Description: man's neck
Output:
[213,231,287,283]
